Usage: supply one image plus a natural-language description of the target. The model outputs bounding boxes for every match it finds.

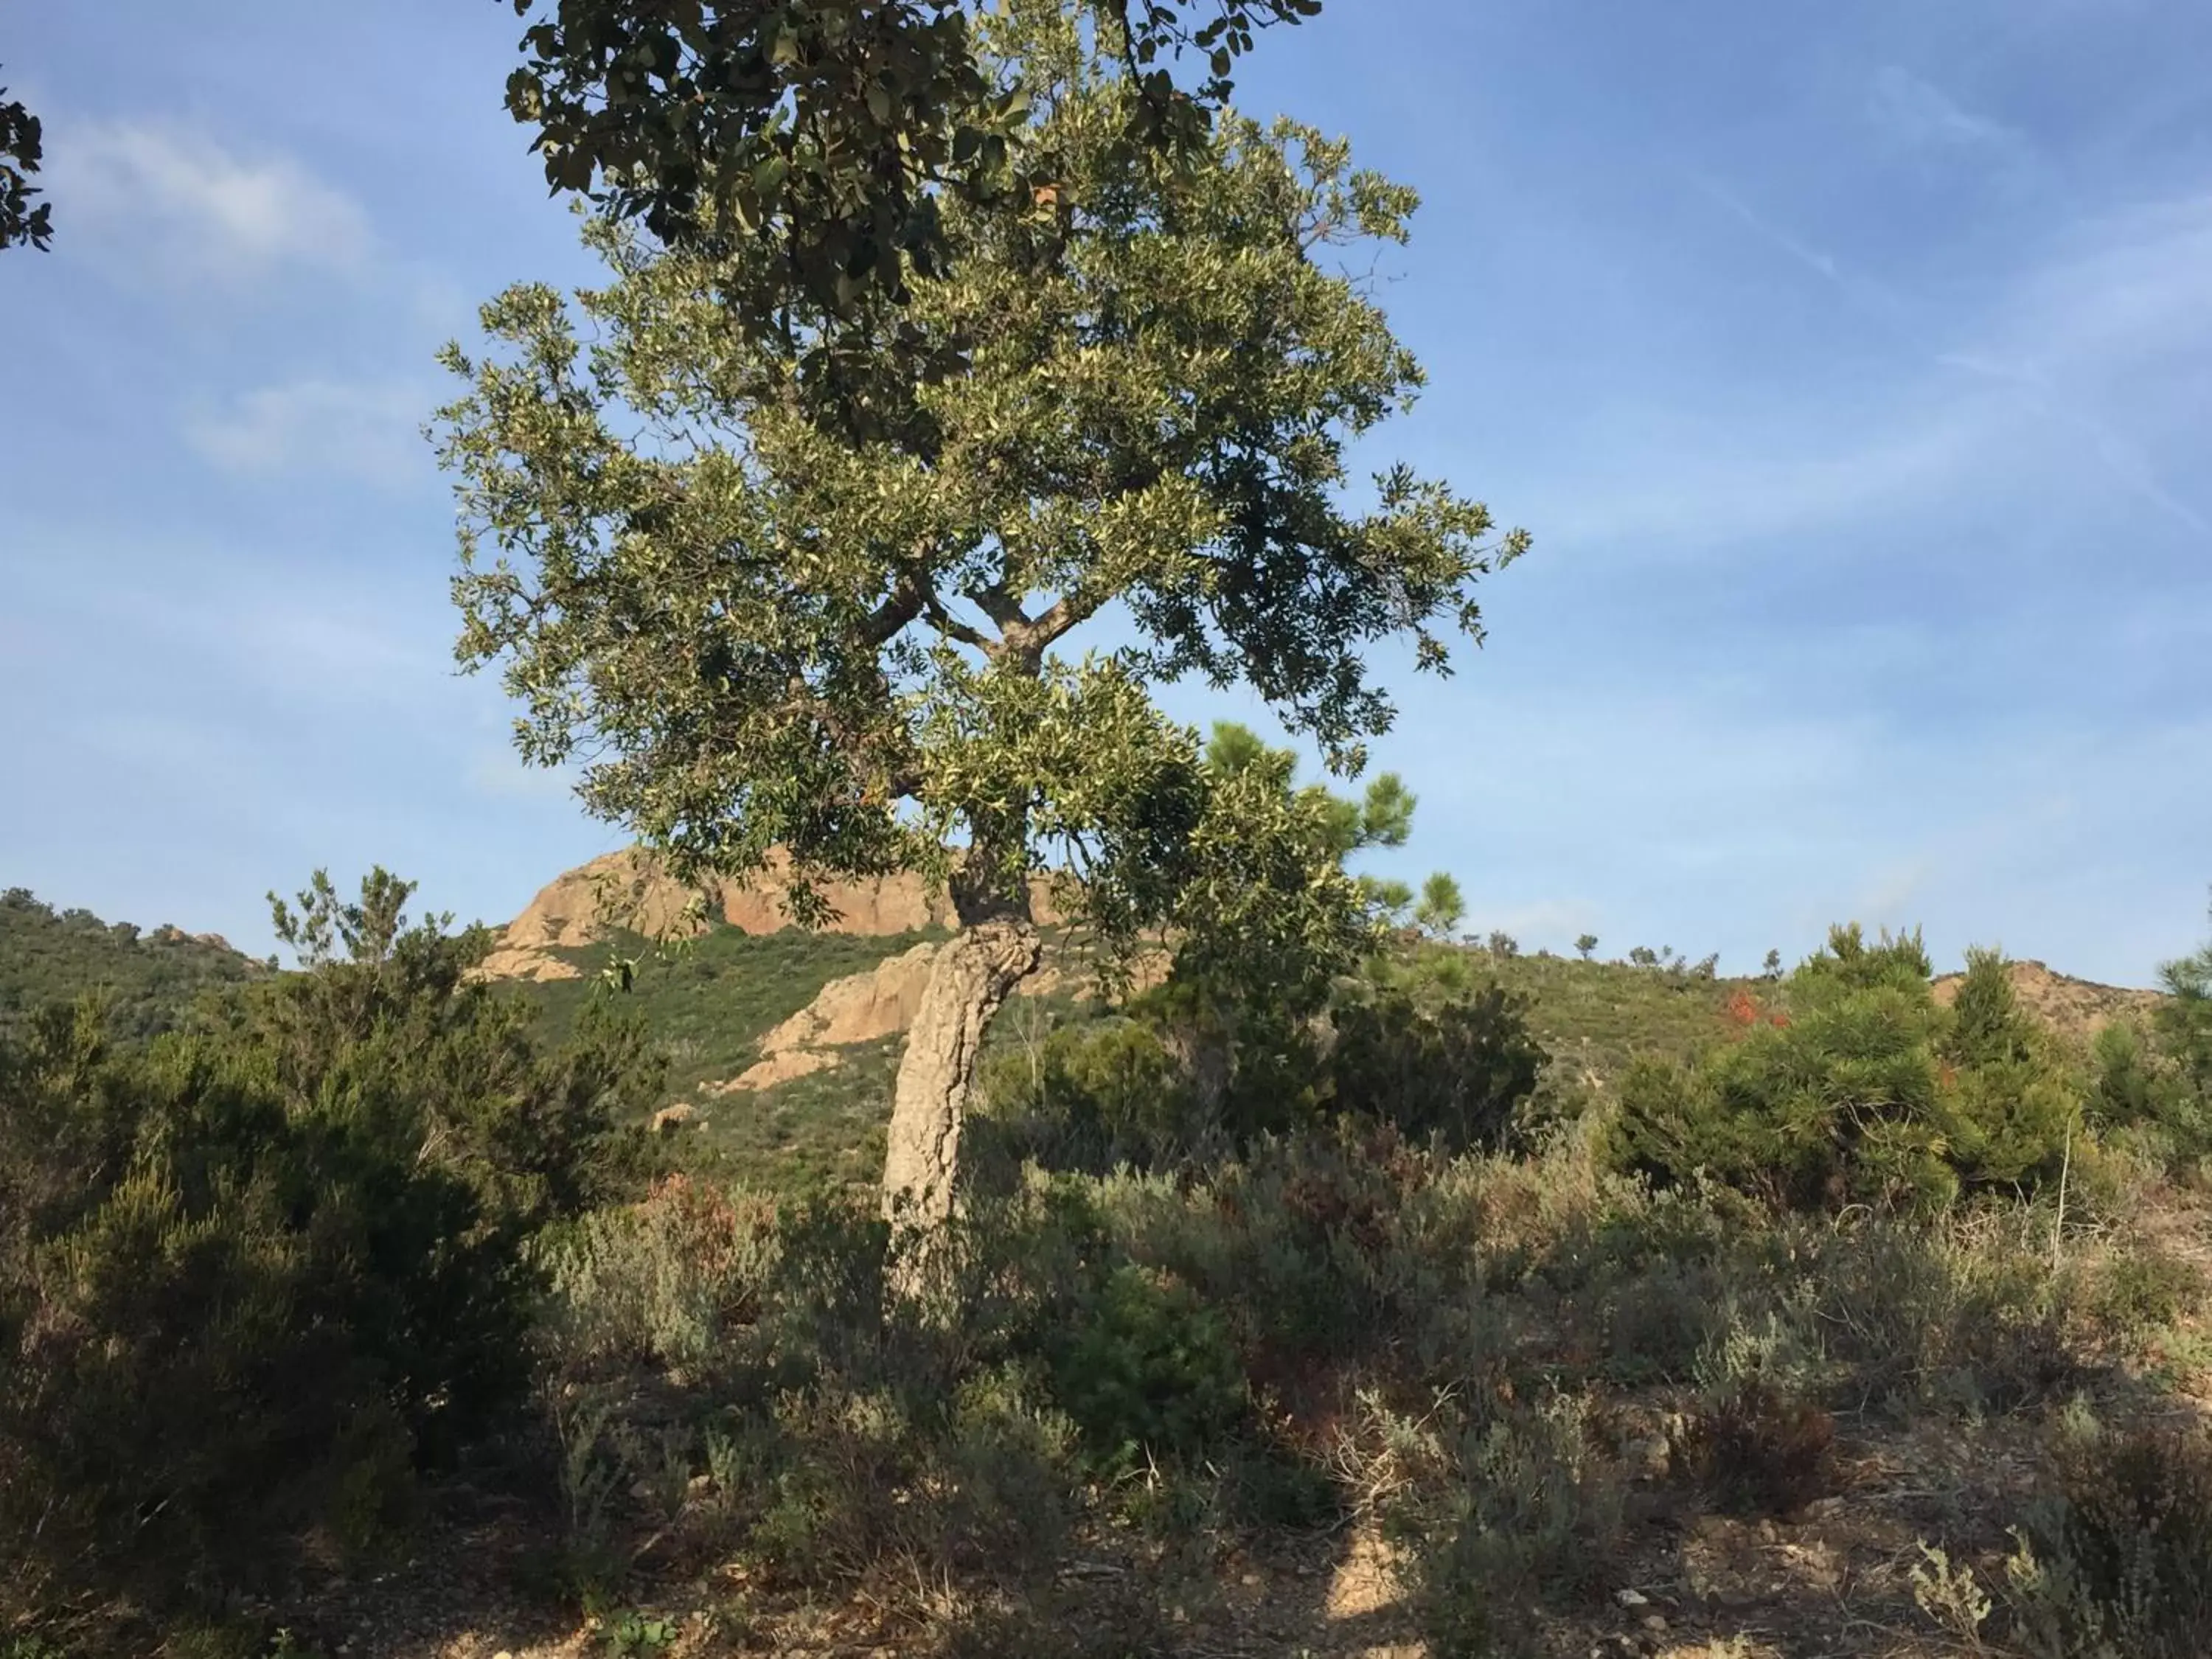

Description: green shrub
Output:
[1048,1263,1248,1472]
[2084,901,2212,1174]
[536,1176,1115,1595]
[0,887,265,1044]
[981,946,1548,1173]
[1595,1255,1733,1385]
[1225,1435,1344,1529]
[602,1610,679,1656]
[539,1174,778,1379]
[737,1368,1077,1589]
[2154,903,2212,1102]
[2086,1022,2198,1165]
[1328,979,1545,1155]
[1609,927,2077,1211]
[1105,1122,1468,1370]
[1804,1212,2085,1416]
[2007,1424,2212,1659]
[977,1015,1194,1170]
[2088,1239,2202,1339]
[1407,1394,1626,1658]
[0,870,650,1627]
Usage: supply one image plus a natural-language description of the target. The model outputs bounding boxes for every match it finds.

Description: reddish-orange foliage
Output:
[1726,989,1791,1033]
[639,1172,776,1290]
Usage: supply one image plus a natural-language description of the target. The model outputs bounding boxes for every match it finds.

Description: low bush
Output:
[1609,928,2078,1212]
[1683,1376,1836,1517]
[975,1014,1194,1172]
[1803,1211,2088,1416]
[538,1173,778,1380]
[535,1176,1116,1593]
[737,1365,1077,1589]
[2087,1237,2203,1340]
[1107,1121,1472,1371]
[1328,978,1546,1155]
[1048,1263,1248,1472]
[977,946,1548,1173]
[2086,902,2212,1175]
[0,871,650,1630]
[1405,1394,1627,1659]
[2006,1422,2212,1659]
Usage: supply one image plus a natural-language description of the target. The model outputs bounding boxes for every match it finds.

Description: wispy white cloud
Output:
[1964,192,2212,381]
[1932,191,2212,533]
[1688,173,1843,287]
[1543,184,2212,552]
[184,378,434,487]
[50,118,372,283]
[1865,66,2033,170]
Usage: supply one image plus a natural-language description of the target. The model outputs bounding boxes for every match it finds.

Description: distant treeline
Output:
[0,887,265,1043]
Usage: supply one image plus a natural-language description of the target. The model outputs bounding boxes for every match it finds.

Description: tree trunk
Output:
[880,913,1040,1237]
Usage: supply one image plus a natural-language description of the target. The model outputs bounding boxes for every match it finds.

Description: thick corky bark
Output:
[880,914,1040,1235]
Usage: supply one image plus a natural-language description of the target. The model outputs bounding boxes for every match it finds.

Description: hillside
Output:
[10,862,2209,1659]
[1931,956,2165,1041]
[476,850,2186,1189]
[0,886,267,1041]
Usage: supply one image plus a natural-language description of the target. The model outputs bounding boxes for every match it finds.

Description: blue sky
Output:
[2,0,2207,986]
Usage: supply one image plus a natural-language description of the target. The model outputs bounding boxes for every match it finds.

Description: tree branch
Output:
[862,572,931,647]
[1004,588,1106,661]
[922,591,1001,656]
[963,579,1032,634]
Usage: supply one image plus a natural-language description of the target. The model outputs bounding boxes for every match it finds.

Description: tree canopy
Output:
[1,69,50,251]
[442,0,1520,931]
[500,0,1321,324]
[445,0,1523,1221]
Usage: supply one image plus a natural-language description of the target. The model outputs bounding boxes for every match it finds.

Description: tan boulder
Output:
[715,1046,843,1093]
[496,846,731,953]
[703,935,1170,1097]
[709,944,943,1095]
[471,947,582,982]
[760,941,944,1051]
[1023,943,1172,1002]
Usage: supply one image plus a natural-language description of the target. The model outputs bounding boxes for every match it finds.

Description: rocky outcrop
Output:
[715,1046,840,1093]
[476,948,585,983]
[476,846,1066,981]
[1930,958,2164,1042]
[707,943,945,1093]
[703,938,1173,1096]
[762,942,944,1051]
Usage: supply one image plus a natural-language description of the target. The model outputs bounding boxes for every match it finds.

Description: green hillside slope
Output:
[505,925,1764,1188]
[0,888,266,1041]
